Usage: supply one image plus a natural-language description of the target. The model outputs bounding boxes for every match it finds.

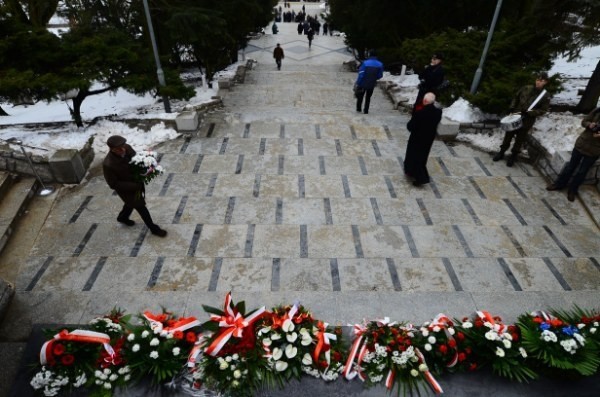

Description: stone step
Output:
[0,176,37,256]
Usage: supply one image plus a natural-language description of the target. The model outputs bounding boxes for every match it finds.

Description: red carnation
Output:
[458,353,466,362]
[333,351,342,362]
[511,333,519,341]
[474,319,484,328]
[52,343,66,356]
[173,330,184,340]
[550,318,563,327]
[186,331,197,343]
[447,339,457,348]
[319,360,328,369]
[438,344,448,354]
[456,332,465,341]
[465,347,472,354]
[532,317,543,324]
[469,363,477,371]
[61,354,75,366]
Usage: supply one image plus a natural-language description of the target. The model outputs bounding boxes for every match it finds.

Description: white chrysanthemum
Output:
[149,338,159,346]
[590,327,597,334]
[495,347,505,357]
[141,330,150,338]
[421,328,429,337]
[519,347,527,358]
[410,369,419,377]
[232,353,239,360]
[233,369,242,379]
[418,363,428,372]
[232,380,240,388]
[502,339,512,349]
[447,327,455,335]
[127,333,135,341]
[225,356,232,362]
[103,383,112,390]
[485,330,497,341]
[424,343,432,351]
[432,326,441,333]
[462,321,473,328]
[219,361,228,370]
[149,351,159,359]
[109,374,118,381]
[132,344,140,352]
[172,347,181,356]
[427,336,436,344]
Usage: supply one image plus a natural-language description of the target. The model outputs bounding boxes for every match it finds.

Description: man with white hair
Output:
[403,92,442,187]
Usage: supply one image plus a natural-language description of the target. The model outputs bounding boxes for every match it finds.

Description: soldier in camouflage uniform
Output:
[493,72,550,167]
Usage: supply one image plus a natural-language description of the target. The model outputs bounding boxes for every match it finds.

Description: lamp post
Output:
[142,0,171,113]
[470,0,504,94]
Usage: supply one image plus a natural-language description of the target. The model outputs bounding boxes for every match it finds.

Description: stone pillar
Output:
[49,149,86,184]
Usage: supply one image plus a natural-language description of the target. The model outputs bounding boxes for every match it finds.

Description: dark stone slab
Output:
[10,324,600,397]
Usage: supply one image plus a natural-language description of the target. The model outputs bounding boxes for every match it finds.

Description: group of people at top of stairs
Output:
[352,50,600,199]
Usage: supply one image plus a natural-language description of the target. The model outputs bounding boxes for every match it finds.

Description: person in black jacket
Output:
[413,53,444,114]
[404,93,443,186]
[103,135,167,237]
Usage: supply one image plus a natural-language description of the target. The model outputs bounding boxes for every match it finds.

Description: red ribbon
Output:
[431,313,458,368]
[477,310,505,333]
[143,311,200,334]
[415,348,443,394]
[343,324,367,380]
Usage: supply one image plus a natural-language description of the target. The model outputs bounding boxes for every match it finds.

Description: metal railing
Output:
[1,137,55,196]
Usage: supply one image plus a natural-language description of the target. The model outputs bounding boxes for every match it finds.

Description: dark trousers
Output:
[356,87,375,112]
[118,204,158,231]
[276,59,282,69]
[499,127,528,156]
[554,148,599,193]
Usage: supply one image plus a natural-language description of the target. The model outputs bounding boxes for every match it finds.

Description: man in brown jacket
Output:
[103,135,167,237]
[273,43,284,70]
[546,107,600,201]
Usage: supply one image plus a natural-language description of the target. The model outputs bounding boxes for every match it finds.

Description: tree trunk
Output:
[0,106,8,116]
[576,59,600,114]
[71,90,88,127]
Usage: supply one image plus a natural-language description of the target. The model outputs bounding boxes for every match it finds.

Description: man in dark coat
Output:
[355,49,384,114]
[404,93,443,186]
[103,135,167,237]
[413,53,445,114]
[273,43,284,70]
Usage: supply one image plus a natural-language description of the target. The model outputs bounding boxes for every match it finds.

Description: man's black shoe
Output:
[492,152,504,162]
[412,181,426,187]
[567,191,576,202]
[364,111,369,114]
[117,218,135,226]
[506,155,516,167]
[151,228,167,237]
[546,184,561,191]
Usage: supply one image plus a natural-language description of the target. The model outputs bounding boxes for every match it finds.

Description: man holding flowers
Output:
[103,135,167,237]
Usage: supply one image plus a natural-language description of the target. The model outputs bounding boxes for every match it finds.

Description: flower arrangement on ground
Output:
[122,309,200,385]
[551,306,600,347]
[30,327,115,396]
[457,311,536,382]
[517,310,600,377]
[343,318,443,396]
[194,292,267,397]
[412,313,471,376]
[255,303,346,387]
[129,150,164,185]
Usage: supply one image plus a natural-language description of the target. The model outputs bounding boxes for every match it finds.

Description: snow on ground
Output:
[0,41,598,158]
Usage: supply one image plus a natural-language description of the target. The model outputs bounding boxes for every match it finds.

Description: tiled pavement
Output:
[1,8,600,395]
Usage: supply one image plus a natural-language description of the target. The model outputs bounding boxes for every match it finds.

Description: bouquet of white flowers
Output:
[129,150,164,185]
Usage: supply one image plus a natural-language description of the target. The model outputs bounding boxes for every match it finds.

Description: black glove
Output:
[520,111,528,117]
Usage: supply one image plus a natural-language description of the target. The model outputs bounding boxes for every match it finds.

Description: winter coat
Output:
[103,144,145,207]
[356,57,384,90]
[509,84,550,131]
[575,107,600,157]
[273,46,284,60]
[418,64,444,94]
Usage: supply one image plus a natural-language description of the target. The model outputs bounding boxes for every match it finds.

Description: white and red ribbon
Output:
[40,329,114,365]
[476,310,505,333]
[313,321,337,367]
[415,348,444,394]
[204,293,266,357]
[143,311,200,335]
[187,333,209,368]
[343,323,367,380]
[431,313,458,368]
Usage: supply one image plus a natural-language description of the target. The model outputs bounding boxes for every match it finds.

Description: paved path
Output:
[1,6,600,394]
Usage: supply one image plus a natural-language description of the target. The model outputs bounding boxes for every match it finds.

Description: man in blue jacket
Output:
[355,50,384,114]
